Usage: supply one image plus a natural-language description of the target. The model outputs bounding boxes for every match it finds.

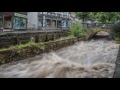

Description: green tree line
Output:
[76,12,120,23]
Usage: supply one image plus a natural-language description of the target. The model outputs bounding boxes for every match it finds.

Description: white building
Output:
[27,12,71,30]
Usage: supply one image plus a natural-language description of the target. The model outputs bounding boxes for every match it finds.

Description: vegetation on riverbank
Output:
[0,35,75,52]
[0,25,100,64]
[0,36,78,65]
[0,21,106,65]
[70,22,84,37]
[70,21,102,40]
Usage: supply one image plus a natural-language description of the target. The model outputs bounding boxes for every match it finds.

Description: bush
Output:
[70,22,84,37]
[111,22,120,38]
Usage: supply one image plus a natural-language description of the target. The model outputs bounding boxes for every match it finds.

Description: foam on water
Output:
[0,39,119,78]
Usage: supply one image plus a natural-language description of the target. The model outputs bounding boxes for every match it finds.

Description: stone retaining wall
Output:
[0,31,69,48]
[0,38,77,65]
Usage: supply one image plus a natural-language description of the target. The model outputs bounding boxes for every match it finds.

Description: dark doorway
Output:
[3,14,12,31]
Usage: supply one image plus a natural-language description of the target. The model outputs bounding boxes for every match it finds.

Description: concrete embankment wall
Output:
[113,46,120,78]
[0,37,79,65]
[0,31,69,48]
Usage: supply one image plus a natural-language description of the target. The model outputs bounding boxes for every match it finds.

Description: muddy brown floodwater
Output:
[0,39,119,78]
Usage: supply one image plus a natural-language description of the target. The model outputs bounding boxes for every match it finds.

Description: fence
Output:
[81,23,113,29]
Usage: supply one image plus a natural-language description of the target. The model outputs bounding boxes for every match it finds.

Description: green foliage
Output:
[70,22,84,37]
[111,22,120,41]
[77,12,90,22]
[0,42,41,52]
[57,35,75,41]
[0,35,75,52]
[0,48,8,52]
[76,12,120,24]
[15,41,36,49]
[95,12,118,23]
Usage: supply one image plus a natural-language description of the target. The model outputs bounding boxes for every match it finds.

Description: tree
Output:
[76,12,120,27]
[95,12,108,23]
[77,12,91,27]
[112,12,120,22]
[95,12,120,23]
[77,12,90,23]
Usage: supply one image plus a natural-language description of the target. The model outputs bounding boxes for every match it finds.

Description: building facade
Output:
[27,12,71,30]
[0,12,27,32]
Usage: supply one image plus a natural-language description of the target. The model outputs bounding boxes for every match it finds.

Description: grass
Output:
[0,41,44,52]
[114,37,120,44]
[15,41,36,49]
[56,35,75,41]
[0,48,8,52]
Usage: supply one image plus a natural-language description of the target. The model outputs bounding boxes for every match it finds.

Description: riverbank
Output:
[113,46,120,78]
[0,36,77,65]
[0,30,109,65]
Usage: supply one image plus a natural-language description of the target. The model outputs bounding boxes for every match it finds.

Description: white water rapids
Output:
[0,39,119,78]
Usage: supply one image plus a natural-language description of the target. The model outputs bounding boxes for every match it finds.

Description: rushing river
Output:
[0,39,119,78]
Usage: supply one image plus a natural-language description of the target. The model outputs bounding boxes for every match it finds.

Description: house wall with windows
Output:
[27,12,71,30]
[0,12,27,32]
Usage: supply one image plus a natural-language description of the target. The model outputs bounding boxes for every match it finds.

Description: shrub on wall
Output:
[70,21,84,37]
[111,22,120,37]
[111,22,120,42]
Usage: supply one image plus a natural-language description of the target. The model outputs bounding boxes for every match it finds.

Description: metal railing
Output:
[81,23,113,29]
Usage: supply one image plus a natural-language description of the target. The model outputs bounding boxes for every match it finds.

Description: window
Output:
[43,12,47,14]
[13,17,26,29]
[57,20,62,28]
[55,12,58,16]
[62,20,66,27]
[63,12,68,18]
[68,20,71,27]
[52,20,56,27]
[4,16,12,29]
[46,19,51,27]
[47,12,51,15]
[63,12,67,16]
[39,12,42,14]
[38,19,42,27]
